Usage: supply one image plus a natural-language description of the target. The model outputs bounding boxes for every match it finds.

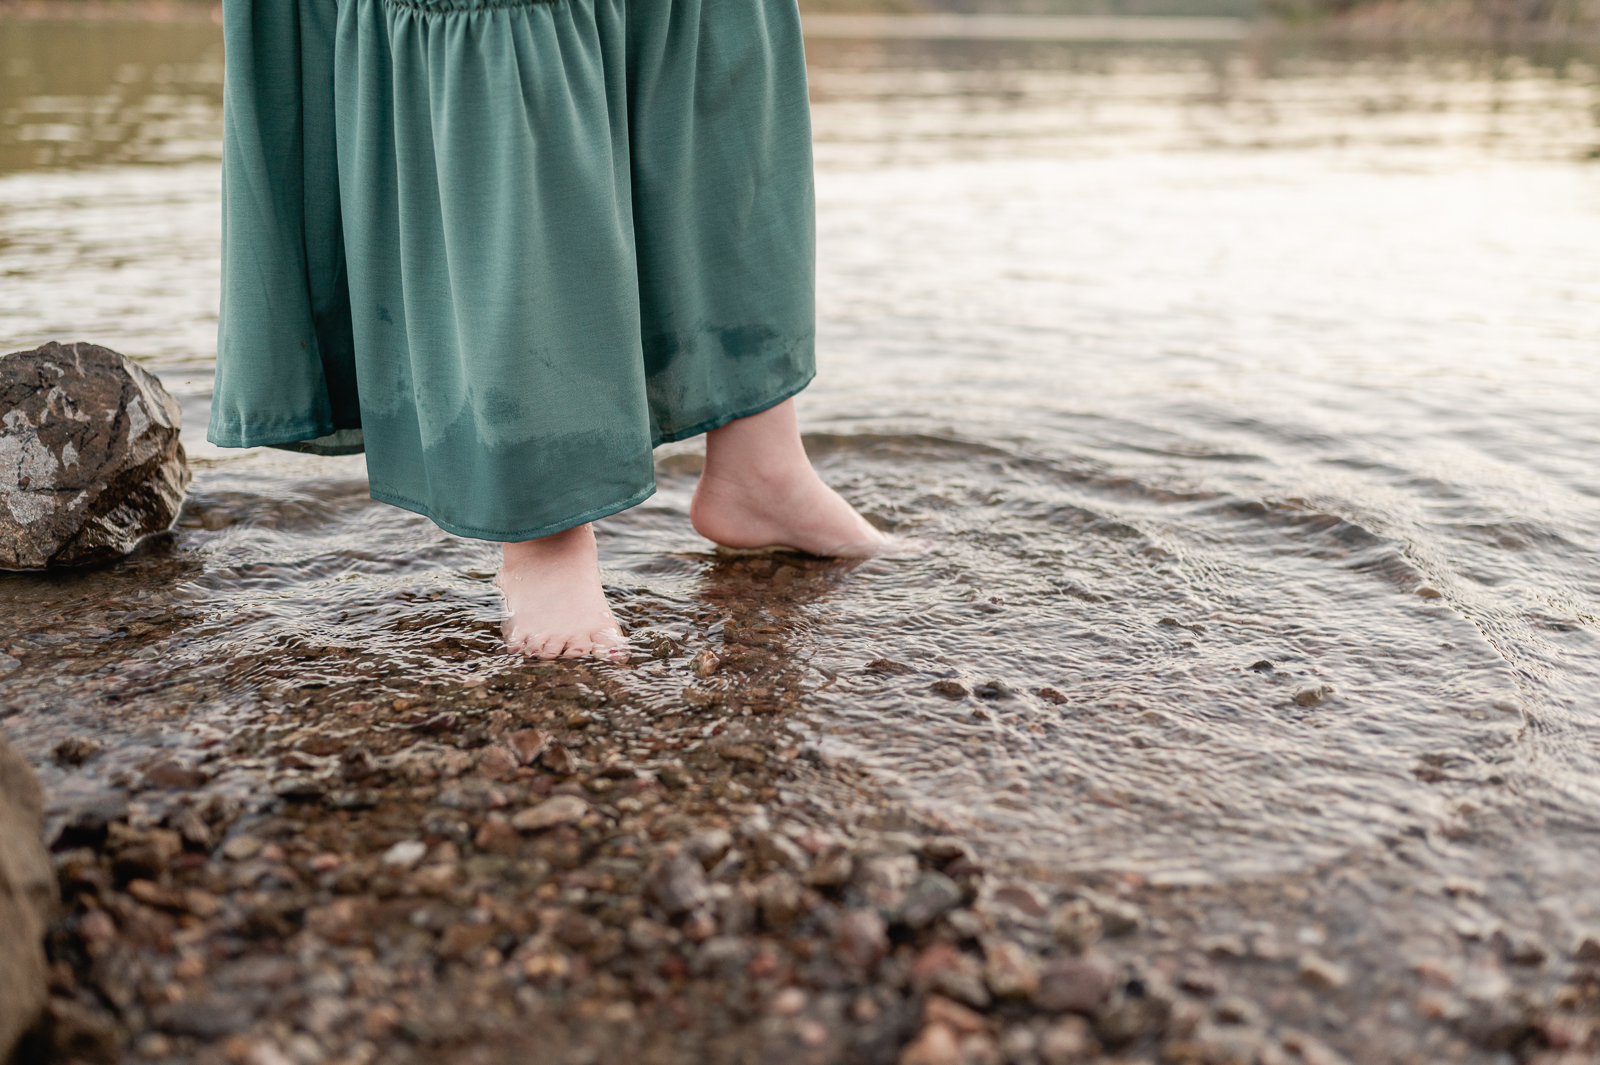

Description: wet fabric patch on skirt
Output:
[209,0,815,541]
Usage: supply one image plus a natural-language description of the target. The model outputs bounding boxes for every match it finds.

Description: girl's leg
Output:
[498,525,628,660]
[690,399,887,558]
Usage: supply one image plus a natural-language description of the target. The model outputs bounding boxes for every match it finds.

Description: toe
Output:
[592,630,630,661]
[531,635,564,660]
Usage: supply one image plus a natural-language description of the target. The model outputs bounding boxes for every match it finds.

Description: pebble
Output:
[507,729,547,765]
[983,939,1040,999]
[750,830,808,874]
[1080,890,1143,936]
[511,794,587,832]
[691,649,721,678]
[902,871,964,928]
[805,844,853,887]
[898,1022,961,1065]
[924,995,987,1036]
[1572,932,1600,963]
[54,736,103,765]
[756,871,805,931]
[1000,1026,1038,1063]
[646,851,712,917]
[834,908,889,971]
[380,840,427,869]
[1279,1028,1355,1065]
[770,987,807,1015]
[1297,953,1349,991]
[541,744,578,776]
[142,759,208,790]
[1051,899,1102,951]
[1038,1016,1096,1065]
[1292,684,1335,708]
[684,828,733,869]
[988,882,1049,921]
[1033,955,1113,1014]
[222,835,264,861]
[916,947,991,1009]
[857,853,919,918]
[1201,934,1248,960]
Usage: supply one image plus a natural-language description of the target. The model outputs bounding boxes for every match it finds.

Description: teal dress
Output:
[208,0,816,541]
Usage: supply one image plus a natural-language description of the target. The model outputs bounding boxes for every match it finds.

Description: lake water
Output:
[4,17,1600,929]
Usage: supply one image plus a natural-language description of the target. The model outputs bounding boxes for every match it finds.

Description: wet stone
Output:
[510,794,587,832]
[1034,955,1114,1014]
[902,870,964,929]
[53,736,103,766]
[1,342,191,568]
[646,851,712,917]
[1039,1016,1097,1065]
[834,908,889,971]
[856,853,919,920]
[141,760,207,790]
[984,939,1041,999]
[1298,953,1349,991]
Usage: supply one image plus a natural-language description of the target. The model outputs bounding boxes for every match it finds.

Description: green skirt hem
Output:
[367,481,659,543]
[653,372,815,447]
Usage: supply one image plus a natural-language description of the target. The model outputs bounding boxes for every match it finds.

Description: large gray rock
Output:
[0,732,53,1060]
[1,341,189,568]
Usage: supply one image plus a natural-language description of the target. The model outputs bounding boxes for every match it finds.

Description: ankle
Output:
[502,524,595,567]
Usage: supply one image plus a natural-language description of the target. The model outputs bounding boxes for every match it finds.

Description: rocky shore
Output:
[3,548,1599,1065]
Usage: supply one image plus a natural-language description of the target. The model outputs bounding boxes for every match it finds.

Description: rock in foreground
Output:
[0,732,53,1060]
[0,341,189,569]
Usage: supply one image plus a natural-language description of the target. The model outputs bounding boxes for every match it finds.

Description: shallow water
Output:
[3,19,1600,929]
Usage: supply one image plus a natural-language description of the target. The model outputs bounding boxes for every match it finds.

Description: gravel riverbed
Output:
[4,549,1599,1065]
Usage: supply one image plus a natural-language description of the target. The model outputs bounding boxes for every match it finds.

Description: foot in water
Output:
[497,524,628,661]
[690,398,892,558]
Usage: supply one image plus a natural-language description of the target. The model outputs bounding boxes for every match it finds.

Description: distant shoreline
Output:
[0,0,1595,41]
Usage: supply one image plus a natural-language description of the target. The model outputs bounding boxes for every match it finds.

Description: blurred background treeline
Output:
[796,0,1598,38]
[2,0,1598,37]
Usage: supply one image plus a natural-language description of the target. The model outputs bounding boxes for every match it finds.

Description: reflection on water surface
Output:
[3,18,1600,926]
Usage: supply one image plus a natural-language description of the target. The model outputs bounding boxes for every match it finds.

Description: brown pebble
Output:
[221,836,263,861]
[924,994,987,1036]
[984,939,1040,999]
[834,908,889,971]
[508,729,547,765]
[806,844,853,887]
[54,736,103,766]
[1039,1016,1096,1065]
[930,680,968,699]
[542,744,578,776]
[476,746,518,780]
[691,649,720,678]
[646,851,712,917]
[1033,954,1113,1013]
[1037,687,1068,705]
[474,820,521,855]
[511,794,587,832]
[142,760,207,790]
[899,1022,961,1065]
[1298,953,1348,990]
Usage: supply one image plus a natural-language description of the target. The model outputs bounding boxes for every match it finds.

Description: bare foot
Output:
[690,399,893,558]
[496,525,629,660]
